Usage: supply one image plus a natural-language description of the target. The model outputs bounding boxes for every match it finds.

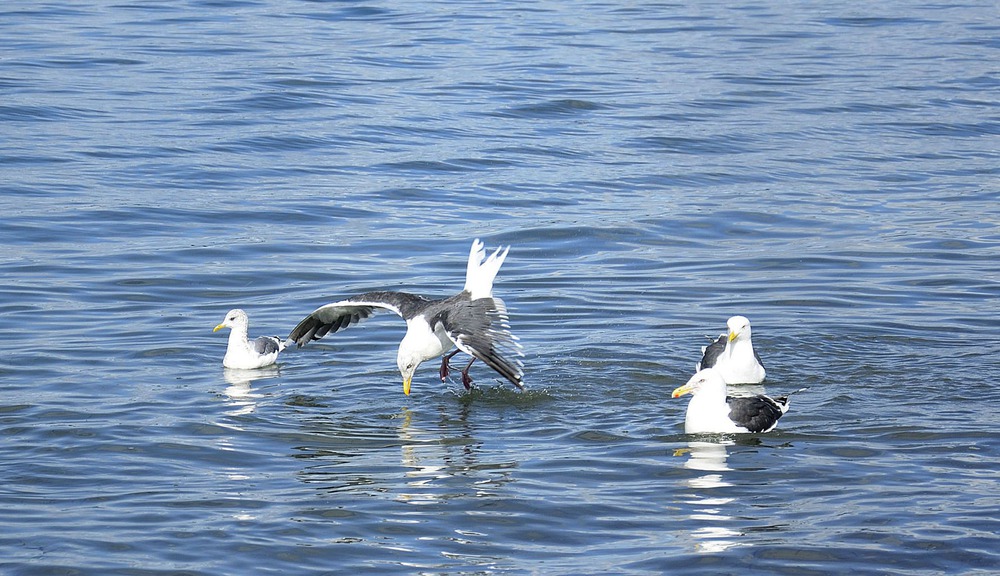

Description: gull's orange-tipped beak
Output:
[403,377,411,396]
[671,384,692,399]
[728,330,737,343]
[213,323,225,332]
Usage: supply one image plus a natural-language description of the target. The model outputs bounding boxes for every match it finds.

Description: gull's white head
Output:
[396,348,423,396]
[671,368,727,399]
[214,309,248,333]
[726,315,752,343]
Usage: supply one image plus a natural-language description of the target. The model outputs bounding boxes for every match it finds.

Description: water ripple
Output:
[1,0,998,574]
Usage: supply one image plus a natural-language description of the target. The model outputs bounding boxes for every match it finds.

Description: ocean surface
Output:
[1,0,998,574]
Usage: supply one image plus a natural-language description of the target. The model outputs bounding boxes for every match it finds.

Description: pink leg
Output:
[460,357,476,390]
[440,349,460,382]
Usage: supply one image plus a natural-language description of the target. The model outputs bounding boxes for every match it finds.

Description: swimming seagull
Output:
[696,315,766,384]
[287,239,524,395]
[672,368,790,434]
[213,309,287,369]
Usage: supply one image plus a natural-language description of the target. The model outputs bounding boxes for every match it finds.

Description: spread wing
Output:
[431,295,524,388]
[287,291,430,347]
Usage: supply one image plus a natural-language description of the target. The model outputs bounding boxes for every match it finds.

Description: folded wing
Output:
[696,334,727,371]
[727,395,786,433]
[252,336,285,355]
[431,295,524,388]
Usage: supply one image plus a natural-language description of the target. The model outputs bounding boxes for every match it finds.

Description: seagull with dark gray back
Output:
[672,368,792,434]
[696,315,765,384]
[287,239,524,395]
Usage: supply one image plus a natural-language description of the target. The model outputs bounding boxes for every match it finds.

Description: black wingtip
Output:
[287,316,319,348]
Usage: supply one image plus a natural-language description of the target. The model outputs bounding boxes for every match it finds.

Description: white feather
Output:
[463,238,510,300]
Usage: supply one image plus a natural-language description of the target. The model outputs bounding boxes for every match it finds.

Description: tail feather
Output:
[465,239,486,288]
[773,388,808,415]
[463,238,509,299]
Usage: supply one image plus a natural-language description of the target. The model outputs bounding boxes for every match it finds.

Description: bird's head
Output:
[727,315,751,343]
[396,350,422,396]
[672,368,726,399]
[214,309,247,333]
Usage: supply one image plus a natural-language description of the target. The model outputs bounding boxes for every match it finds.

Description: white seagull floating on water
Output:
[696,315,766,384]
[672,368,790,434]
[287,239,524,395]
[213,309,287,369]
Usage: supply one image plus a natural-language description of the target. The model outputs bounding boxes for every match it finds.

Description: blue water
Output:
[2,0,998,574]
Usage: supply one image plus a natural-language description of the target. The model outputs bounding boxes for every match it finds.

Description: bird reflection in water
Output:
[395,403,515,506]
[212,366,283,524]
[396,407,449,505]
[676,439,742,553]
[220,366,281,418]
[287,394,517,509]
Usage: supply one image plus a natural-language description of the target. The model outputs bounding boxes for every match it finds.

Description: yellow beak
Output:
[728,330,737,343]
[403,377,411,396]
[671,383,693,399]
[213,323,225,332]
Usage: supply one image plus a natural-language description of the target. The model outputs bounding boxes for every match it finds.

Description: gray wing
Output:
[431,295,524,388]
[727,395,786,433]
[252,336,284,355]
[287,291,431,347]
[697,334,727,371]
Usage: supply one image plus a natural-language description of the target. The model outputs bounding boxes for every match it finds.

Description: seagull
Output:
[696,315,765,384]
[213,309,287,369]
[672,368,790,434]
[287,239,524,395]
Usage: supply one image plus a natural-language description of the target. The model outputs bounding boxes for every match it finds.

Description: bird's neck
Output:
[227,325,249,347]
[691,386,728,410]
[727,339,753,360]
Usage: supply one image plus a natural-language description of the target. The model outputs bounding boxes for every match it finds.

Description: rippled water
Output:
[2,0,998,574]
